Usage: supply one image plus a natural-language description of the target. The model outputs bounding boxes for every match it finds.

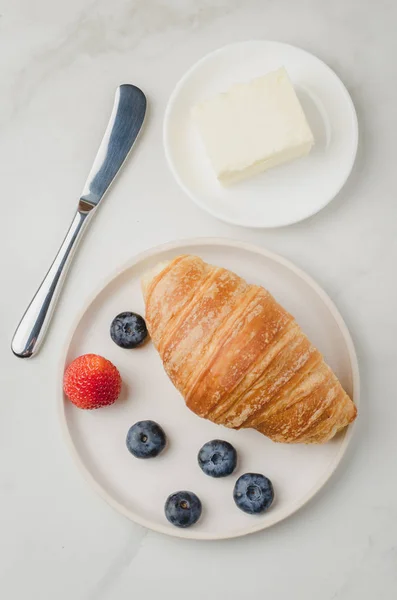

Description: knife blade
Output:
[80,84,146,207]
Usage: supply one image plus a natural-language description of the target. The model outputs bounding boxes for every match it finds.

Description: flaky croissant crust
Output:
[142,255,357,444]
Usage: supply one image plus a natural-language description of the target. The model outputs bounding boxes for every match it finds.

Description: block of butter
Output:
[192,67,314,186]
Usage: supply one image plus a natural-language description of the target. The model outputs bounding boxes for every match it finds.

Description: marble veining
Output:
[0,0,247,128]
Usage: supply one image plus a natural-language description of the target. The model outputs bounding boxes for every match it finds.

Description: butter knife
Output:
[12,84,147,358]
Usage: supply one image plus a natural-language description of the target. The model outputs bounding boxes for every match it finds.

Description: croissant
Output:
[142,255,357,444]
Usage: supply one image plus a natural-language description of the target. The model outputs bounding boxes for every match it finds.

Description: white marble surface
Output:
[1,0,396,598]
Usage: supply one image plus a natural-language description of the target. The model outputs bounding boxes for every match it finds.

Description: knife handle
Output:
[11,207,93,358]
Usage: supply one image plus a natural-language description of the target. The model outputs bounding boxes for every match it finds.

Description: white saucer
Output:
[60,239,359,540]
[163,41,358,228]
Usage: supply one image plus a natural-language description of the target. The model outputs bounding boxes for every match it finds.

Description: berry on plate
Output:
[126,420,166,458]
[63,354,121,410]
[233,473,274,514]
[198,439,237,478]
[165,491,202,528]
[110,312,148,348]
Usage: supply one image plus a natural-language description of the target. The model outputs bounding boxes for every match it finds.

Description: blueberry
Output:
[165,491,202,528]
[198,439,237,478]
[110,312,148,348]
[233,473,274,514]
[126,420,166,458]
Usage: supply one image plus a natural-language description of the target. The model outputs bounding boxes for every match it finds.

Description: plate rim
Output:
[59,237,360,540]
[163,40,359,229]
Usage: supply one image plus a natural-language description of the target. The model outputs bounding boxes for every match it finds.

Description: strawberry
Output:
[63,354,122,410]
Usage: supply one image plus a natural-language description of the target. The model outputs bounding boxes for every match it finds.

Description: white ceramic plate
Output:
[60,239,359,540]
[164,41,358,228]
